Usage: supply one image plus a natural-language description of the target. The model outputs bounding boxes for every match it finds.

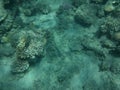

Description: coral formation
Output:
[91,0,105,3]
[99,16,120,38]
[74,4,97,27]
[9,29,47,73]
[99,15,120,55]
[71,0,87,8]
[56,3,75,29]
[110,60,120,74]
[0,43,15,57]
[11,60,29,74]
[0,0,120,89]
[104,0,120,14]
[18,1,51,16]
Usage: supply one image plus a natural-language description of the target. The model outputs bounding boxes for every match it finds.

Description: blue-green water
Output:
[0,0,120,90]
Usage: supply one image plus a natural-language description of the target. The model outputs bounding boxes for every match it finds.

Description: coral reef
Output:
[71,0,87,8]
[95,1,120,79]
[99,16,120,55]
[104,0,120,14]
[99,16,120,39]
[0,43,15,57]
[91,0,106,4]
[74,4,97,27]
[9,29,47,73]
[81,38,108,57]
[0,1,7,23]
[56,2,75,29]
[0,0,120,90]
[18,0,51,16]
[11,60,29,74]
[110,59,120,74]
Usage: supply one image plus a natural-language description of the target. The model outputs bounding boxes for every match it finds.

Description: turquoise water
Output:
[0,0,120,90]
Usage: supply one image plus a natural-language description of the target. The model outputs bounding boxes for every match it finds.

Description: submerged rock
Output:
[72,0,87,8]
[0,43,15,57]
[0,0,7,23]
[113,32,120,41]
[110,60,120,74]
[104,0,120,14]
[74,4,97,27]
[91,0,107,4]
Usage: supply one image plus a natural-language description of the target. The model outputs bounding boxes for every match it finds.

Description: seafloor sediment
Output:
[0,0,120,90]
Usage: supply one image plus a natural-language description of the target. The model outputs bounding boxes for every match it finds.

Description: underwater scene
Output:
[0,0,120,90]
